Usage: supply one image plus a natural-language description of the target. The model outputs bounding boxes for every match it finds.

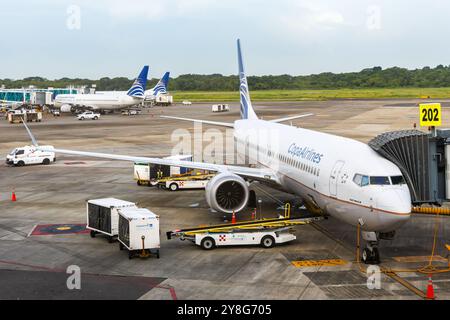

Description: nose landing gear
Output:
[362,244,380,264]
[361,231,381,265]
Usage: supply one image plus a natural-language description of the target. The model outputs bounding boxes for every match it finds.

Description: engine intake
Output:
[60,104,73,113]
[205,172,249,214]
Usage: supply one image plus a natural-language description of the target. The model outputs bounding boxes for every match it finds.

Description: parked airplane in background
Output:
[54,66,149,113]
[22,40,411,264]
[96,72,170,101]
[145,71,170,100]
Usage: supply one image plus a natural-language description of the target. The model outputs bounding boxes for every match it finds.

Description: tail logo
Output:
[152,72,170,96]
[127,66,149,98]
[240,73,250,119]
[127,79,145,98]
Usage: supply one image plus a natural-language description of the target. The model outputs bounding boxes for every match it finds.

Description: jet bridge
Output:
[368,129,450,204]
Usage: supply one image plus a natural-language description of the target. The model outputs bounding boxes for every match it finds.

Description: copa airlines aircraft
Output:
[54,66,149,113]
[96,72,170,101]
[23,40,411,264]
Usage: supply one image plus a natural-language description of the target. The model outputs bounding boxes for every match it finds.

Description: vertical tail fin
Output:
[127,65,149,98]
[151,72,170,96]
[237,39,258,120]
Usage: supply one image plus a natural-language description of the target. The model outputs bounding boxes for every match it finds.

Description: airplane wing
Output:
[269,113,314,123]
[22,121,279,184]
[160,115,234,128]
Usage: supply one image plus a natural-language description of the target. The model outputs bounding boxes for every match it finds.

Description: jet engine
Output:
[205,172,249,214]
[60,104,72,113]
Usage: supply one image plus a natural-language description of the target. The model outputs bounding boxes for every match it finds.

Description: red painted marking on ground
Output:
[31,224,90,236]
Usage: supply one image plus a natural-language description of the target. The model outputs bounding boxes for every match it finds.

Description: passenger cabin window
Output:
[370,176,390,185]
[391,175,405,185]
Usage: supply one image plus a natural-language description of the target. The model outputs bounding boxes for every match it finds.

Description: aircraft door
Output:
[329,160,345,197]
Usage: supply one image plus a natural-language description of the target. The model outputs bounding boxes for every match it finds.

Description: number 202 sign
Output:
[419,103,441,127]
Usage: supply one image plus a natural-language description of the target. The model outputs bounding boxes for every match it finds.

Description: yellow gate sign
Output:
[419,103,441,127]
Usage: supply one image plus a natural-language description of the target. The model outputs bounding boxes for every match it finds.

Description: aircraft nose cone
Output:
[377,188,411,214]
[375,188,411,231]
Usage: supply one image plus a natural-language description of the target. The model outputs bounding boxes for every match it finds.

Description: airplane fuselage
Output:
[234,119,411,233]
[54,94,142,111]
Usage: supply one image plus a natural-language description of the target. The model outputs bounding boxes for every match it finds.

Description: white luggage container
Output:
[118,208,160,259]
[212,104,229,112]
[86,198,137,242]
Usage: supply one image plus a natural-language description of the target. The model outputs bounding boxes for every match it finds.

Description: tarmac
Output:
[1,100,450,300]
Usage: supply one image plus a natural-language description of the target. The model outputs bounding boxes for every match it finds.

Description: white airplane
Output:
[54,66,149,113]
[96,72,170,101]
[22,40,411,264]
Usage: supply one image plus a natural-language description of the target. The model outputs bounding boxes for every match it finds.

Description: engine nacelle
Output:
[205,172,249,214]
[60,104,73,113]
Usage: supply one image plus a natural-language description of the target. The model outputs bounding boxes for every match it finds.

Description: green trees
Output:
[2,64,450,91]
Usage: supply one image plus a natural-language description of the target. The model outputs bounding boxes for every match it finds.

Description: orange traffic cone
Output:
[426,274,435,300]
[231,211,236,224]
[11,191,16,202]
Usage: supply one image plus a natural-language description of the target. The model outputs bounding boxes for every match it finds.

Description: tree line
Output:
[2,65,450,91]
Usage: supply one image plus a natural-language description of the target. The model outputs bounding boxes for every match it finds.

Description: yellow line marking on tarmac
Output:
[393,255,447,263]
[291,259,348,268]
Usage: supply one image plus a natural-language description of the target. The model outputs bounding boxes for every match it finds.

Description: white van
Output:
[6,145,55,166]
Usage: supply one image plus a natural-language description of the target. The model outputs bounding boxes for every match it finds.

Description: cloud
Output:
[278,1,346,32]
[85,0,229,21]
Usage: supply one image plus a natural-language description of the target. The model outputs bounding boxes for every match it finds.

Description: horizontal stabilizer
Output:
[270,113,314,123]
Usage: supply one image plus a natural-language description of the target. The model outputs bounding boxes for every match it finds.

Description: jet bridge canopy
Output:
[368,130,431,204]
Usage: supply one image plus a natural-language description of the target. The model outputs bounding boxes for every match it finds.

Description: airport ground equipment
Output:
[212,104,229,112]
[182,100,192,106]
[118,207,160,259]
[157,173,215,191]
[24,110,42,122]
[167,204,324,249]
[7,110,26,123]
[192,228,296,249]
[153,94,173,106]
[77,111,100,120]
[86,198,137,242]
[121,109,142,116]
[134,155,193,185]
[5,145,55,166]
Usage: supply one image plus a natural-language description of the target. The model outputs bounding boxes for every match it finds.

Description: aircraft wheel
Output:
[362,247,380,264]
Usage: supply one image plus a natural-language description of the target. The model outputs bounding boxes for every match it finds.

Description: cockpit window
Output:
[370,176,390,185]
[353,174,369,187]
[391,175,405,185]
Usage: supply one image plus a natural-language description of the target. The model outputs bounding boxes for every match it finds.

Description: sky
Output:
[1,0,450,79]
